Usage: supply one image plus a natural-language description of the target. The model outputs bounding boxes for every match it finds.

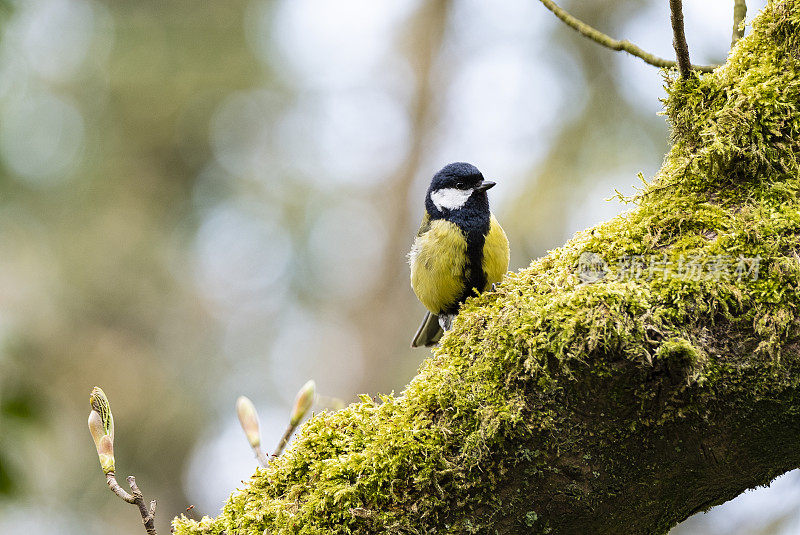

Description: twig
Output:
[538,0,715,73]
[272,424,297,458]
[669,0,692,78]
[105,472,158,535]
[272,380,316,459]
[128,476,158,535]
[732,0,747,47]
[106,471,136,503]
[88,387,158,535]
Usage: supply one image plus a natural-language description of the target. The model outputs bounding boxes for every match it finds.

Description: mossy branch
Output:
[174,1,800,533]
[538,0,715,73]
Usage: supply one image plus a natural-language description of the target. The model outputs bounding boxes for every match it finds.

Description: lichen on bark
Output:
[173,1,800,533]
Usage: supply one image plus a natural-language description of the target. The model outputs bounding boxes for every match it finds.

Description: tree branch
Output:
[538,0,715,73]
[172,1,800,533]
[669,0,692,78]
[732,0,748,47]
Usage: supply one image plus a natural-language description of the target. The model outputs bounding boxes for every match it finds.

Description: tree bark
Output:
[173,1,800,533]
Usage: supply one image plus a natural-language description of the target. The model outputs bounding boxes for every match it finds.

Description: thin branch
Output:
[272,424,297,459]
[105,472,158,535]
[732,0,747,47]
[537,0,715,73]
[128,476,158,535]
[669,0,692,78]
[106,471,136,503]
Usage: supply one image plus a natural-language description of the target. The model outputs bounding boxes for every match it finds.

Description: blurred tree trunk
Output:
[352,0,451,383]
[173,1,800,534]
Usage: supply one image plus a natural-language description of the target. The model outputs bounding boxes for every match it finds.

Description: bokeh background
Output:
[0,0,797,533]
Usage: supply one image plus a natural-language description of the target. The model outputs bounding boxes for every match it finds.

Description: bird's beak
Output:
[474,180,496,192]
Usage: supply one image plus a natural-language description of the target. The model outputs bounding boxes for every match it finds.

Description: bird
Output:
[408,162,509,347]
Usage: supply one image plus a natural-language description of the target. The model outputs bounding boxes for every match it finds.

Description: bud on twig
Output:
[236,395,269,467]
[273,380,317,459]
[236,396,262,449]
[87,387,159,534]
[290,380,316,427]
[88,386,115,474]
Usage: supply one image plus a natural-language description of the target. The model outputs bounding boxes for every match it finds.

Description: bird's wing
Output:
[416,212,432,237]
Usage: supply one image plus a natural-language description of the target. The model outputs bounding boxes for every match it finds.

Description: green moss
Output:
[654,338,699,363]
[174,1,800,533]
[524,511,538,527]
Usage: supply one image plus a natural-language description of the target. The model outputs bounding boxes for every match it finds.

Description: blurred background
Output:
[0,0,797,533]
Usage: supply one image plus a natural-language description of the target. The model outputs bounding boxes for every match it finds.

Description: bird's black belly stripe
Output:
[454,229,488,312]
[444,215,489,315]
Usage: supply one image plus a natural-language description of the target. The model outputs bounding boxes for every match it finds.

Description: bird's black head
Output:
[425,162,495,220]
[429,162,484,191]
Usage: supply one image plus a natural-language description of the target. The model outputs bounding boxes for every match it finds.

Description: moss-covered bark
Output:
[173,2,800,533]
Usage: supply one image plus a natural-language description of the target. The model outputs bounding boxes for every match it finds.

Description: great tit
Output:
[408,162,510,347]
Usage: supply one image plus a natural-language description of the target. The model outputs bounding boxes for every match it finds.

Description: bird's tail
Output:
[411,311,444,348]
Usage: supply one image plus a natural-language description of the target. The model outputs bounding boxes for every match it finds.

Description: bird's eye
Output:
[456,182,467,189]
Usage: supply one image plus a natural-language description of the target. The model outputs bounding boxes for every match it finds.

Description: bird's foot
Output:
[491,283,498,292]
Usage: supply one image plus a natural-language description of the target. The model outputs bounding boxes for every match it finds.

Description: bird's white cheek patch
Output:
[431,188,472,211]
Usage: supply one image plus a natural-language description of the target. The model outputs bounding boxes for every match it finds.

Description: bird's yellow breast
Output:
[409,213,509,314]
